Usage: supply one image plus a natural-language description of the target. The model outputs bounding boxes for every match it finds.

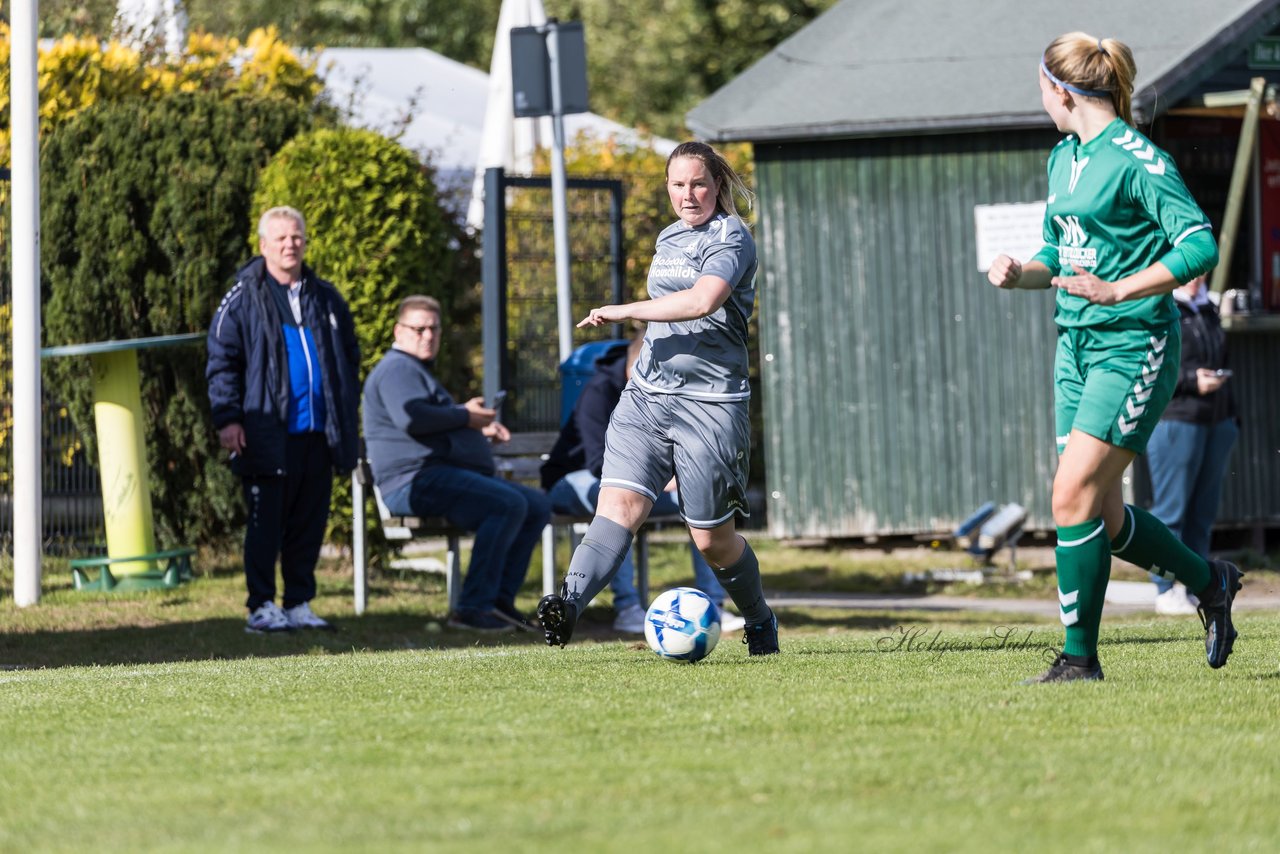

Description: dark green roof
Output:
[688,0,1280,142]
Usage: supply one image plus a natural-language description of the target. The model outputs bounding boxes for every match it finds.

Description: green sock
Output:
[1056,519,1110,658]
[1110,504,1211,594]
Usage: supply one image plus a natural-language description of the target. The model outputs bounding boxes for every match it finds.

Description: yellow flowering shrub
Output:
[0,23,321,168]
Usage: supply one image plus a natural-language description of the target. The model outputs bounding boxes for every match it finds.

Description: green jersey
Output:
[1031,117,1212,330]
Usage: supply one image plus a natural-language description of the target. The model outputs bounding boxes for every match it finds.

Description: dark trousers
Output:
[242,432,333,610]
[383,465,551,613]
[1146,417,1239,591]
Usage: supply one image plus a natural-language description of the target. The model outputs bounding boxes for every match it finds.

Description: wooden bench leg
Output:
[542,524,557,597]
[446,533,462,613]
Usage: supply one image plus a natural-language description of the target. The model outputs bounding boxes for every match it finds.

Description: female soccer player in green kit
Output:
[987,32,1241,682]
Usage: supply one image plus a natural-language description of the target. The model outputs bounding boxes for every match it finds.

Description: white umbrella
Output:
[466,0,549,229]
[115,0,187,56]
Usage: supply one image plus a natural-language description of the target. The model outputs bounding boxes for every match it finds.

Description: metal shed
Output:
[688,0,1280,541]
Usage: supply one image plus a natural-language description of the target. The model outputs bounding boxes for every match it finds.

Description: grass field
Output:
[2,542,1277,851]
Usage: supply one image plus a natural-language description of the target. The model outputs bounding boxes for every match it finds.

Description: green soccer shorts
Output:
[1053,321,1180,455]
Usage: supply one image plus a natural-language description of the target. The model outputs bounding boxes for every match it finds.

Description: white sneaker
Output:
[719,604,746,633]
[613,604,646,633]
[246,601,292,633]
[1155,584,1198,616]
[283,601,334,630]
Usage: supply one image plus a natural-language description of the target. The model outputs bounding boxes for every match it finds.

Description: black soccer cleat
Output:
[537,592,579,648]
[1198,559,1244,669]
[742,610,779,656]
[1022,652,1104,684]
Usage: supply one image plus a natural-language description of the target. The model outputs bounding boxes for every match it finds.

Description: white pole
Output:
[352,472,366,615]
[10,0,43,606]
[545,22,574,365]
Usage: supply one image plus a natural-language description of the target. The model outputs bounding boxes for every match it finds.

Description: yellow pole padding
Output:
[90,350,157,575]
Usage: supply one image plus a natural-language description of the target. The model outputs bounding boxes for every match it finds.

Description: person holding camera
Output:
[1146,272,1239,614]
[362,295,551,632]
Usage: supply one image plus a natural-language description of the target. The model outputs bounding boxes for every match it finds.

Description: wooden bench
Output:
[350,431,679,615]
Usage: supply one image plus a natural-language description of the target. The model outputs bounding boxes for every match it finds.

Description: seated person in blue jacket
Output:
[540,333,746,634]
[363,295,551,632]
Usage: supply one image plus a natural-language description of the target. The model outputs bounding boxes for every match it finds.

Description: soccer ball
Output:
[644,587,721,662]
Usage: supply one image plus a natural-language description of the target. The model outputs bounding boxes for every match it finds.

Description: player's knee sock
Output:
[563,516,633,611]
[1056,519,1110,659]
[1110,504,1211,594]
[712,539,771,624]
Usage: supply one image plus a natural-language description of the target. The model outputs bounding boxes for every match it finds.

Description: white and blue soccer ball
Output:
[644,587,721,662]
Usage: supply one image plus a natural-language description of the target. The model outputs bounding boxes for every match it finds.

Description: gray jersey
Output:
[632,213,756,401]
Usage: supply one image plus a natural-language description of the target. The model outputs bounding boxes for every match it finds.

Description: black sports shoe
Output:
[536,592,579,648]
[1197,559,1244,669]
[1022,652,1104,684]
[491,600,537,633]
[742,611,779,656]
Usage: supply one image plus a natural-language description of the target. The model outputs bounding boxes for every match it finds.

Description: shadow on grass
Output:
[0,611,563,670]
[761,566,920,594]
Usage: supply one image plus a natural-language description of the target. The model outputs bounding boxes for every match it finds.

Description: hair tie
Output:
[1040,58,1111,99]
[1097,39,1109,57]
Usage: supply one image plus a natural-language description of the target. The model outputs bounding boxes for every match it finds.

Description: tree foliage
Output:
[39,92,312,548]
[11,0,838,137]
[544,0,839,138]
[9,0,501,67]
[0,22,323,169]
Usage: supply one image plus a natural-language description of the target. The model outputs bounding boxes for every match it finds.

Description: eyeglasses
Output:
[397,322,441,337]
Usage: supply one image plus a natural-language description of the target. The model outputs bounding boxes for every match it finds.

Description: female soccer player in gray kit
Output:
[538,141,779,655]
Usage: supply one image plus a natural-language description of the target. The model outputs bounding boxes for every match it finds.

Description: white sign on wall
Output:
[973,202,1046,272]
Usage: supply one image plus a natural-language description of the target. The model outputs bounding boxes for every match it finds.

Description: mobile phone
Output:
[1214,369,1233,378]
[488,390,507,409]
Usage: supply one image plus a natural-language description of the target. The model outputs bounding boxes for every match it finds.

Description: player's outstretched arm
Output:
[578,275,733,327]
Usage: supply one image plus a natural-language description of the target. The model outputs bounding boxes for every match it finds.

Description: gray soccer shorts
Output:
[600,385,751,528]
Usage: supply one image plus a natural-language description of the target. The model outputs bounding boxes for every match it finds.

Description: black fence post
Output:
[481,166,508,408]
[609,181,625,337]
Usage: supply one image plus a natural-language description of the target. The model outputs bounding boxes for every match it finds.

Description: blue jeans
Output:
[1146,418,1239,592]
[383,465,551,613]
[545,470,726,612]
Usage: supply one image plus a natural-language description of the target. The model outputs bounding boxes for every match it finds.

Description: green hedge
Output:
[40,91,312,548]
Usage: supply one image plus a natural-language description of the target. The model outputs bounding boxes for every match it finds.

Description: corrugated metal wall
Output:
[756,131,1062,538]
[755,132,1280,540]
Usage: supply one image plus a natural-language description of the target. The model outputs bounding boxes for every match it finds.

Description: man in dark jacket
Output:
[363,295,550,632]
[207,206,360,633]
[1145,273,1239,614]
